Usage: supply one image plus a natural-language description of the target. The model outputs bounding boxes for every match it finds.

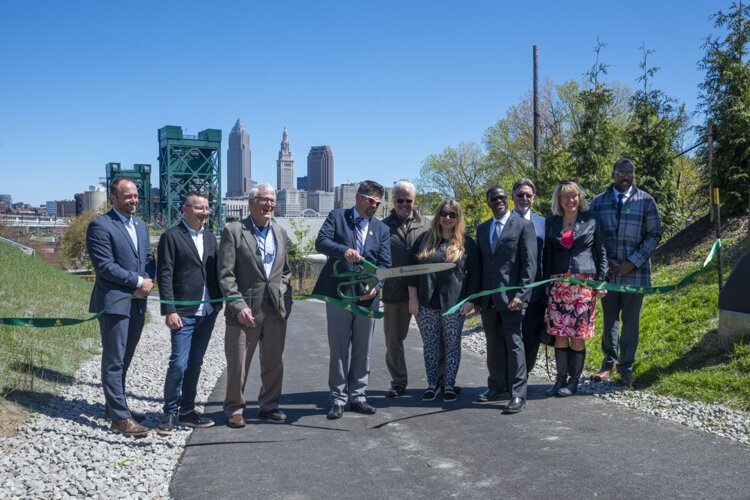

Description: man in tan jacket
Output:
[218,184,292,428]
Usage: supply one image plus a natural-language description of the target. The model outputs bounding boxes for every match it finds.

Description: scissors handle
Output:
[331,257,378,278]
[336,276,380,302]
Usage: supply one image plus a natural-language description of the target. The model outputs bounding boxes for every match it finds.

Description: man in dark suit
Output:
[219,184,292,428]
[510,178,547,374]
[475,186,537,414]
[155,192,222,436]
[86,177,155,437]
[313,180,392,419]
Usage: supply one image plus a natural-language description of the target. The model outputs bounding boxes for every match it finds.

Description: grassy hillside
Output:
[587,217,750,411]
[0,242,99,422]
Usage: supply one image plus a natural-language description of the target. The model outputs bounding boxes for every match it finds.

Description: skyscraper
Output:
[276,127,294,190]
[307,146,334,192]
[227,119,251,197]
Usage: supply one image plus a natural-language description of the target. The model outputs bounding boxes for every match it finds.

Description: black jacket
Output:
[381,209,427,303]
[409,233,481,314]
[543,211,608,280]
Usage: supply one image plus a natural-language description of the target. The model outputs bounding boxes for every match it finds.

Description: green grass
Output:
[0,243,99,406]
[587,236,750,411]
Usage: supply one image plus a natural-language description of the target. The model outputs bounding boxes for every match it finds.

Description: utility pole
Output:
[533,45,540,171]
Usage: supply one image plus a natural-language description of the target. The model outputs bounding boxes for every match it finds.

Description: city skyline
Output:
[1,1,725,205]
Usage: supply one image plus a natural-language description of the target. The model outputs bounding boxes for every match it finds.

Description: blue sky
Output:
[0,1,724,206]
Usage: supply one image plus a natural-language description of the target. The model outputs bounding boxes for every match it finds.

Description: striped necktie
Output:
[355,217,366,253]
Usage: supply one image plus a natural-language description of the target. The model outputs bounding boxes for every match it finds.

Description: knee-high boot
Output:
[558,348,585,397]
[545,347,570,397]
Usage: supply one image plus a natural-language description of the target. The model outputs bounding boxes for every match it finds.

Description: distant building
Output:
[74,193,84,216]
[298,190,308,212]
[306,190,334,217]
[297,176,308,191]
[227,119,251,197]
[56,200,77,218]
[275,189,300,217]
[83,185,107,213]
[334,182,359,209]
[46,201,57,217]
[0,194,11,206]
[276,127,294,191]
[223,198,250,222]
[307,146,334,192]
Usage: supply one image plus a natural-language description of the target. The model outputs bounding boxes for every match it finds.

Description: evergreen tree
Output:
[698,1,750,215]
[624,45,688,236]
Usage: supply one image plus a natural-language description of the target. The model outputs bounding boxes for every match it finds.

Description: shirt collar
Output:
[352,207,367,222]
[612,185,634,199]
[494,211,511,225]
[182,219,204,237]
[513,209,531,221]
[112,208,133,224]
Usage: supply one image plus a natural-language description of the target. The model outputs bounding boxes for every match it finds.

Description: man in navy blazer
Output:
[510,178,546,375]
[312,180,391,419]
[86,178,155,437]
[475,185,537,414]
[156,192,222,435]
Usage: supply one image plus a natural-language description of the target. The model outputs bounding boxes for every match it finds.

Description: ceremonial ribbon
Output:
[294,294,384,319]
[443,239,722,316]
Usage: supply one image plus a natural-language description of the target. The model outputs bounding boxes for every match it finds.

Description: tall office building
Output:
[227,119,251,197]
[276,127,294,190]
[334,182,359,209]
[307,146,334,192]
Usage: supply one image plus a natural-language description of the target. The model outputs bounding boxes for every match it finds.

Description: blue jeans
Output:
[163,311,218,415]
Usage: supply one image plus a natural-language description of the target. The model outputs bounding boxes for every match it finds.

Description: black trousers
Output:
[480,305,527,399]
[522,300,546,373]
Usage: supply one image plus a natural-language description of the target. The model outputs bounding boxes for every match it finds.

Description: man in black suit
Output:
[475,186,537,414]
[313,180,392,420]
[156,192,222,435]
[86,178,155,437]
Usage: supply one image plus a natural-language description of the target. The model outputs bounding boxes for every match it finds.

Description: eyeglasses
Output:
[514,193,534,199]
[490,195,507,202]
[396,199,413,204]
[613,170,634,177]
[358,193,382,207]
[186,205,210,212]
[439,211,457,219]
[256,196,276,205]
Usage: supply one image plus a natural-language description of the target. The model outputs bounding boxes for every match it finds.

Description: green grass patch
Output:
[587,238,750,411]
[0,242,99,412]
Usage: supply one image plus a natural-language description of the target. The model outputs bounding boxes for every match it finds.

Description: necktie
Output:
[125,217,138,249]
[491,220,502,251]
[616,193,625,220]
[355,217,366,253]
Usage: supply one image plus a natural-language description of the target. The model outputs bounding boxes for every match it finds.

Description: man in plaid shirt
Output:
[589,159,662,386]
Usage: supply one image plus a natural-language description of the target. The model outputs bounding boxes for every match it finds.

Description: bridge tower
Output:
[158,125,222,232]
[105,162,152,221]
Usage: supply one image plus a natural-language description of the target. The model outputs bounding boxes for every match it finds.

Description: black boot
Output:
[545,347,570,397]
[558,348,585,397]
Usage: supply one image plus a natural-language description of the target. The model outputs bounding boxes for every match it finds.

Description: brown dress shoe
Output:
[110,417,149,437]
[620,373,636,387]
[258,409,287,422]
[227,414,246,428]
[593,367,615,382]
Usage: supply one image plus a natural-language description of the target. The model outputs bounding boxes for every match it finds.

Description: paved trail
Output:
[172,301,749,499]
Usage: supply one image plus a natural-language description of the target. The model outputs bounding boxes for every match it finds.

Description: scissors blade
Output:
[374,262,456,280]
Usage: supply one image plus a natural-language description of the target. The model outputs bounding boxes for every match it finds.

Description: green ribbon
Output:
[294,294,384,319]
[443,239,722,316]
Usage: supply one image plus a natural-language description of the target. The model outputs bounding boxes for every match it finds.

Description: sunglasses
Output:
[396,198,413,204]
[490,195,507,202]
[358,193,382,207]
[439,211,457,219]
[514,193,534,199]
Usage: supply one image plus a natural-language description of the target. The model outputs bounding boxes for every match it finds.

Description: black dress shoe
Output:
[349,400,377,415]
[327,404,345,420]
[156,413,176,436]
[386,385,406,398]
[179,410,215,428]
[475,389,505,403]
[258,409,287,422]
[130,410,146,423]
[502,397,526,414]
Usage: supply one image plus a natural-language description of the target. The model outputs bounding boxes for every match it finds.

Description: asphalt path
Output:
[172,300,750,499]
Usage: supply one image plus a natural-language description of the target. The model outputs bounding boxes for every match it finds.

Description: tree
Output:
[417,141,491,232]
[568,39,626,197]
[59,211,98,269]
[698,1,750,215]
[286,218,317,293]
[623,45,689,236]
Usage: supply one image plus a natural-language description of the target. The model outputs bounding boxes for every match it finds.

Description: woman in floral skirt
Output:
[543,180,608,397]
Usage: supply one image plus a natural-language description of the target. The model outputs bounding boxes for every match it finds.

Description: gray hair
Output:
[512,178,536,195]
[393,180,416,196]
[249,184,275,201]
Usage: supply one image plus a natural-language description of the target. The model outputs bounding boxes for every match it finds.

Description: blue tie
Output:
[491,220,501,252]
[355,217,366,253]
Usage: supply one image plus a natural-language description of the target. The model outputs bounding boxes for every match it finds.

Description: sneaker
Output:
[422,386,442,402]
[156,413,176,436]
[443,386,458,402]
[178,410,215,428]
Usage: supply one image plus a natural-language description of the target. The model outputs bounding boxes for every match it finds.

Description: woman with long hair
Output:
[408,199,480,402]
[543,180,608,397]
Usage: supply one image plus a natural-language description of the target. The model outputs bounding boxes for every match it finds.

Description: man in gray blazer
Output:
[156,192,222,435]
[218,184,292,428]
[86,177,155,437]
[589,159,662,386]
[475,186,537,414]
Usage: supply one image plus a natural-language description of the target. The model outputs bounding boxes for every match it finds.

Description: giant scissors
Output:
[332,258,456,301]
